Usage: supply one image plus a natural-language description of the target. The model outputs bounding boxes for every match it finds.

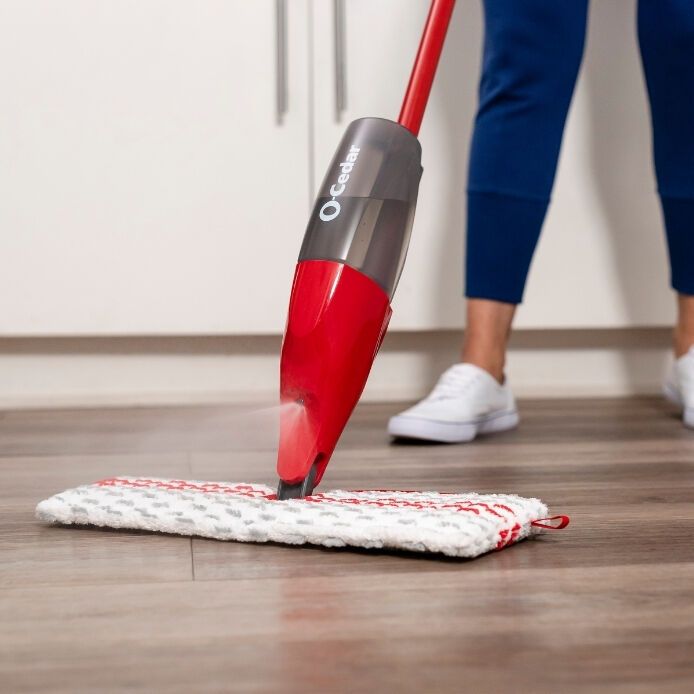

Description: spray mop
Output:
[276,0,456,499]
[36,0,569,558]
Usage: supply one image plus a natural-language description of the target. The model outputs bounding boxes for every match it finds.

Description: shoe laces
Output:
[427,365,481,401]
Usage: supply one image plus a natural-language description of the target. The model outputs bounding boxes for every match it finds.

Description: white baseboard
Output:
[0,328,672,409]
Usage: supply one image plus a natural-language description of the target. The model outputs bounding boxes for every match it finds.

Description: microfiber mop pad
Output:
[36,477,568,558]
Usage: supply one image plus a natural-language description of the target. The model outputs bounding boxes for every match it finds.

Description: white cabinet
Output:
[0,0,310,335]
[0,0,675,336]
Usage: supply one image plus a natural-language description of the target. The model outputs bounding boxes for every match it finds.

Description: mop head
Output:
[36,477,565,558]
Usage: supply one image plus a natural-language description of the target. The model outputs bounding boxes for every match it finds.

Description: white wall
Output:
[0,1,680,407]
[518,0,673,328]
[429,0,673,329]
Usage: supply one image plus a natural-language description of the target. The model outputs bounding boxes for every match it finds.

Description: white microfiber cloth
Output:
[36,477,566,558]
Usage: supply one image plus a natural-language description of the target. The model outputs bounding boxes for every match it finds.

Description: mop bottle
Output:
[277,118,422,498]
[300,118,422,297]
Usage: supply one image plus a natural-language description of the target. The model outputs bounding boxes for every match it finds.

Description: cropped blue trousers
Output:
[466,0,694,303]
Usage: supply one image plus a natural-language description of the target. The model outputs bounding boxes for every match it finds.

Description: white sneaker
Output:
[664,347,694,428]
[387,363,519,443]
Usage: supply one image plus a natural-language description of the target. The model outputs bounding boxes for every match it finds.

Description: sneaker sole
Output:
[663,382,694,429]
[387,409,520,443]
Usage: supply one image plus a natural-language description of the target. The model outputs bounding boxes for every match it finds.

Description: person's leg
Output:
[675,295,694,358]
[461,299,515,382]
[666,292,694,428]
[639,0,694,426]
[464,0,589,380]
[388,1,589,442]
[638,0,694,356]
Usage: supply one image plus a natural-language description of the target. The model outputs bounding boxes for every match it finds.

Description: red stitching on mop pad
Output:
[309,495,485,515]
[95,478,522,521]
[96,478,275,500]
[495,522,522,549]
[310,492,484,511]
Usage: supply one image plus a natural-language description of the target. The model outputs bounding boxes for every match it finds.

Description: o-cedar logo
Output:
[319,145,361,222]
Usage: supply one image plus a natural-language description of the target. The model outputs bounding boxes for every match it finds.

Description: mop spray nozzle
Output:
[277,259,392,498]
[276,119,422,499]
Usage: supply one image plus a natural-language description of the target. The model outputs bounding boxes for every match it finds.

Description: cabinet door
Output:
[0,0,310,335]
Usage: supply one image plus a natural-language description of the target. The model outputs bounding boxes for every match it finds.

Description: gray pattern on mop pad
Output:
[35,477,551,558]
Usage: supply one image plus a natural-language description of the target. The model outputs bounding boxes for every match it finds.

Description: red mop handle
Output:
[398,0,456,136]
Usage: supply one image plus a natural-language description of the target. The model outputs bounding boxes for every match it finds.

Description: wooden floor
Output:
[2,397,694,693]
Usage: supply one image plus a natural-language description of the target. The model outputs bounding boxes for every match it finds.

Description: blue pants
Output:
[466,0,694,303]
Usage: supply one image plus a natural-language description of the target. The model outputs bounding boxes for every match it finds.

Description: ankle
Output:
[461,298,515,384]
[675,294,694,357]
[674,327,694,358]
[460,348,505,384]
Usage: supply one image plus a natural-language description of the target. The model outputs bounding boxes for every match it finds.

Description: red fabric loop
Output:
[531,515,570,530]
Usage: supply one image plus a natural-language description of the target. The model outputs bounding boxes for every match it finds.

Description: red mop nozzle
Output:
[276,118,422,499]
[277,260,391,497]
